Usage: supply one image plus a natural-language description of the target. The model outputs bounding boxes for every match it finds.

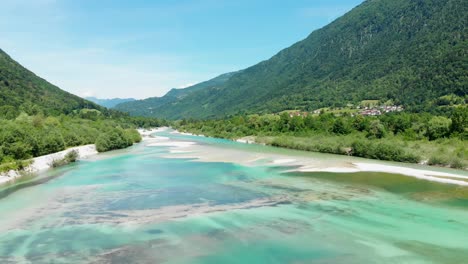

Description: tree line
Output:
[0,109,167,172]
[174,107,467,168]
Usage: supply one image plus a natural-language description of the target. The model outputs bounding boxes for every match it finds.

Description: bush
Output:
[35,129,66,156]
[332,119,350,135]
[427,155,449,166]
[0,159,32,173]
[425,116,451,140]
[351,140,419,163]
[125,129,142,143]
[450,158,465,169]
[4,142,33,161]
[51,150,79,168]
[366,120,386,139]
[95,128,134,152]
[62,130,85,147]
[350,140,372,158]
[65,150,79,163]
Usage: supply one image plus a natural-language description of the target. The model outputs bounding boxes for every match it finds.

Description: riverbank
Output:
[173,110,467,170]
[2,127,467,263]
[176,130,467,170]
[155,128,468,186]
[0,145,98,185]
[0,128,162,186]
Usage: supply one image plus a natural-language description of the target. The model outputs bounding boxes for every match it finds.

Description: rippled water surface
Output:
[0,131,467,263]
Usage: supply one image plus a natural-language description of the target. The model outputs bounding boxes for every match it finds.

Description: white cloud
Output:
[179,83,195,88]
[81,90,95,98]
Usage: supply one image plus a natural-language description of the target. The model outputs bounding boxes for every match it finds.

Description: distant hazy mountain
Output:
[86,97,136,109]
[116,0,467,119]
[0,49,103,116]
[114,72,238,116]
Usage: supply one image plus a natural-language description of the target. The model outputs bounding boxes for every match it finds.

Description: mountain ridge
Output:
[116,0,467,119]
[85,97,136,109]
[115,71,239,116]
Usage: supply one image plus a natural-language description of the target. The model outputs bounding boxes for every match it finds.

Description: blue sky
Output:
[0,0,363,99]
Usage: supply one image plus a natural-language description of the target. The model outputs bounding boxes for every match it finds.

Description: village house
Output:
[289,112,309,118]
[359,105,403,116]
[360,109,381,116]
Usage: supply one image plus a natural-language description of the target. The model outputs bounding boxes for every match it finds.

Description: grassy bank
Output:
[255,135,466,169]
[174,109,467,170]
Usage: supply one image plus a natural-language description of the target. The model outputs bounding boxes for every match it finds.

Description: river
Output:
[0,129,467,263]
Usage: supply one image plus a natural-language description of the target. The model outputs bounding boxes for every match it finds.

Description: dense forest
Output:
[0,48,165,173]
[175,106,468,169]
[116,0,467,119]
[0,49,105,116]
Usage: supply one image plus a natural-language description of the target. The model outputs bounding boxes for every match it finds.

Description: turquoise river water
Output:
[0,130,467,263]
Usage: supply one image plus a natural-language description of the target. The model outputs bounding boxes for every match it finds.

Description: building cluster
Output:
[289,112,309,118]
[285,105,404,118]
[359,105,403,116]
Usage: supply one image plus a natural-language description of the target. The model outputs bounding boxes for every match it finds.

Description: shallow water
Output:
[0,131,467,263]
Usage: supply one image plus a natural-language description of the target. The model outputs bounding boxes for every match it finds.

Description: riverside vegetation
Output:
[0,111,166,173]
[174,106,468,169]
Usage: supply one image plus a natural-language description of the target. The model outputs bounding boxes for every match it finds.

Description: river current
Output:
[0,130,467,263]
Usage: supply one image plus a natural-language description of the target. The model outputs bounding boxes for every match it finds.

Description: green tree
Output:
[367,120,386,139]
[95,128,134,152]
[35,129,66,156]
[290,116,305,132]
[426,116,451,140]
[450,107,467,134]
[352,115,369,132]
[0,105,19,120]
[332,118,350,135]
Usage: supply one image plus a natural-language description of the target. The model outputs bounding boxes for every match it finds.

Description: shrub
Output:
[125,129,142,143]
[425,116,451,140]
[0,159,32,173]
[350,140,373,158]
[51,159,66,168]
[95,128,134,152]
[366,120,386,139]
[35,130,66,156]
[65,150,79,163]
[450,159,466,170]
[351,140,419,163]
[427,155,449,166]
[332,119,350,135]
[63,132,84,148]
[51,150,79,168]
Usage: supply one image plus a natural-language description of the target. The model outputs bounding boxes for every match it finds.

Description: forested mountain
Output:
[0,49,163,171]
[0,49,104,117]
[118,0,467,119]
[114,71,237,116]
[85,97,136,109]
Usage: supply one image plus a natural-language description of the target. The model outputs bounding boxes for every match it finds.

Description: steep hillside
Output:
[121,0,467,119]
[0,49,103,117]
[0,49,163,171]
[86,97,136,108]
[115,71,237,116]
